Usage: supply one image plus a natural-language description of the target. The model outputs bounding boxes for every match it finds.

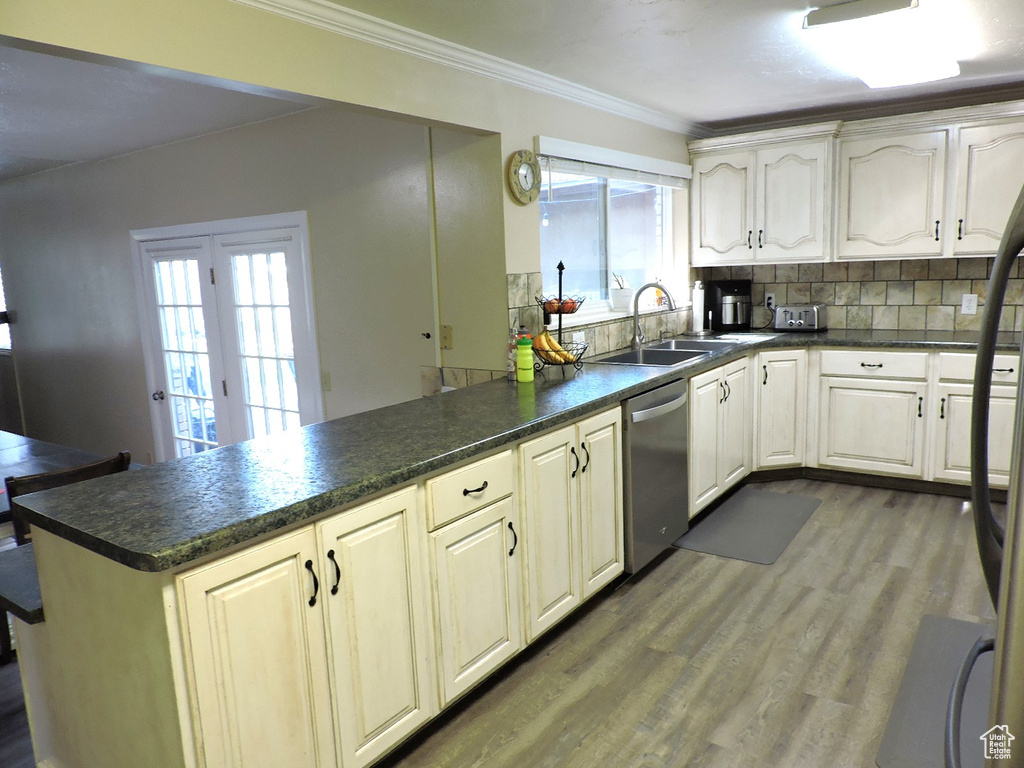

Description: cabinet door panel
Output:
[757,350,807,468]
[720,360,752,489]
[838,131,947,259]
[819,377,924,476]
[689,369,724,515]
[577,410,624,599]
[757,142,828,262]
[934,383,1015,487]
[955,123,1024,254]
[179,529,335,768]
[519,426,580,641]
[691,151,754,265]
[432,498,521,705]
[319,488,433,768]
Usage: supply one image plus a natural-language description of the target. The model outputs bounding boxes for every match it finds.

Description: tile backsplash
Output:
[702,258,1024,332]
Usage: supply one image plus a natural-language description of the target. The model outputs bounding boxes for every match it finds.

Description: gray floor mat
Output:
[672,486,820,564]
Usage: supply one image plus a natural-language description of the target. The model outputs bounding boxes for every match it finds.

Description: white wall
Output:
[0,106,440,459]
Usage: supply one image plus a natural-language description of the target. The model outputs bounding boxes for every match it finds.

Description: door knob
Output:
[151,391,165,401]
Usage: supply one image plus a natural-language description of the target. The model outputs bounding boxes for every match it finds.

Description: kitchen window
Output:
[538,154,687,316]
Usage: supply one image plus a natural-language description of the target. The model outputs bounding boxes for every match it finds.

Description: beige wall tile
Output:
[860,281,887,305]
[886,281,914,305]
[914,281,942,305]
[955,307,983,331]
[835,282,861,305]
[957,259,989,279]
[848,262,874,281]
[732,265,753,280]
[901,260,929,280]
[753,264,776,283]
[421,366,442,396]
[798,263,824,282]
[872,306,899,329]
[442,367,468,388]
[507,273,528,309]
[828,305,848,329]
[811,282,835,304]
[467,369,494,386]
[776,264,799,283]
[926,305,955,330]
[874,261,900,280]
[823,262,849,282]
[941,279,972,305]
[848,305,872,329]
[788,283,810,303]
[929,259,958,279]
[898,306,927,330]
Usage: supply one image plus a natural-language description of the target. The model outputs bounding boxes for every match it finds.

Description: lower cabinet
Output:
[689,357,751,515]
[756,349,807,468]
[179,487,434,768]
[430,496,523,706]
[518,407,624,642]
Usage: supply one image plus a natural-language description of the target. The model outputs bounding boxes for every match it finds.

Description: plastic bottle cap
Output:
[517,337,533,347]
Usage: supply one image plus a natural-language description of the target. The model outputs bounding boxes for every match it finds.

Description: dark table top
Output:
[0,431,101,517]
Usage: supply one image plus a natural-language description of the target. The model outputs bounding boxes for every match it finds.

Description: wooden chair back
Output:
[6,451,131,546]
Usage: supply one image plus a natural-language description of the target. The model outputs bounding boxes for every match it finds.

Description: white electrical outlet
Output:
[765,293,776,310]
[962,293,978,315]
[572,331,585,343]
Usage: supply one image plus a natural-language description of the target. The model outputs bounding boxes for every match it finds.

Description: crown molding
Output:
[231,0,694,135]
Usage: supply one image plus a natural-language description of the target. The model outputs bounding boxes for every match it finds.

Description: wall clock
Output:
[506,149,542,205]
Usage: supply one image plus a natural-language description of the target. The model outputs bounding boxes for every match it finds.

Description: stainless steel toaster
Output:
[774,303,828,331]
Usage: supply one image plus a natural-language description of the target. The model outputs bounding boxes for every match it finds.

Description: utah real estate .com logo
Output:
[981,725,1015,760]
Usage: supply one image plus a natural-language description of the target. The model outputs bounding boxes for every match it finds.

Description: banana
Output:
[544,332,574,363]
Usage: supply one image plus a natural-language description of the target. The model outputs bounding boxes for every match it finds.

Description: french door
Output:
[135,216,323,462]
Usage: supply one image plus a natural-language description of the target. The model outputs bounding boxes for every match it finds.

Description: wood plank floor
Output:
[380,479,996,768]
[0,480,997,768]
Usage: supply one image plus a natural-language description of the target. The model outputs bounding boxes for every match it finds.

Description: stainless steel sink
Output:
[649,338,740,352]
[597,348,709,366]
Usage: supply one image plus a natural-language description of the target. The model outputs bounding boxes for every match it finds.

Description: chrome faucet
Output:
[631,282,676,349]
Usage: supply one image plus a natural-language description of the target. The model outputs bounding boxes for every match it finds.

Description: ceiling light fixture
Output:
[803,0,961,89]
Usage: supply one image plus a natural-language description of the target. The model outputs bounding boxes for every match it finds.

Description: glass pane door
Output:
[152,257,218,457]
[230,249,301,437]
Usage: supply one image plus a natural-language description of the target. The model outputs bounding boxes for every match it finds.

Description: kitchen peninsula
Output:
[9,329,1020,768]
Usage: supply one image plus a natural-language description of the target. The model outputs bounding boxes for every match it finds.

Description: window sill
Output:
[549,302,690,329]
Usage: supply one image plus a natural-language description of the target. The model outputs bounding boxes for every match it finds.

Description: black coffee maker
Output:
[706,280,752,332]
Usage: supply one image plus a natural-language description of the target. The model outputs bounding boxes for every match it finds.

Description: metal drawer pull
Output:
[571,446,580,478]
[935,220,940,241]
[720,382,727,403]
[462,481,489,496]
[940,397,945,419]
[994,367,1015,374]
[327,549,341,595]
[305,559,319,607]
[747,230,753,249]
[631,393,687,423]
[918,396,923,418]
[758,229,764,248]
[763,365,768,385]
[581,442,590,473]
[860,362,883,369]
[958,219,964,240]
[724,380,731,400]
[507,522,518,557]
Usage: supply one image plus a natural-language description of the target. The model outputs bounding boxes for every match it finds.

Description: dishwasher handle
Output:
[630,392,687,423]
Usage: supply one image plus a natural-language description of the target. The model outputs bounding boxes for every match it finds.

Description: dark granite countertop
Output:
[14,328,1022,573]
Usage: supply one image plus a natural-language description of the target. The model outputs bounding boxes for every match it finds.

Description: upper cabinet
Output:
[953,121,1024,255]
[836,129,948,260]
[688,103,1024,263]
[690,131,833,266]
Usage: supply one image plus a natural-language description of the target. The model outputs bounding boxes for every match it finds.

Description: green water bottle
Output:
[516,337,534,383]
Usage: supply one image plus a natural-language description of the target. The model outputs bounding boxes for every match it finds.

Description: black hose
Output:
[971,182,1024,607]
[945,635,996,768]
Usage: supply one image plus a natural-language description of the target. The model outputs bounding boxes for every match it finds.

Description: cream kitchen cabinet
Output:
[818,350,929,477]
[689,357,752,515]
[755,349,807,468]
[178,527,338,768]
[952,120,1024,255]
[178,486,434,768]
[836,129,948,260]
[518,407,623,642]
[931,352,1018,487]
[690,137,830,266]
[430,491,522,707]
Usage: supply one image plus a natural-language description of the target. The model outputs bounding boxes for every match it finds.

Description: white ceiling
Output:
[4,0,1024,182]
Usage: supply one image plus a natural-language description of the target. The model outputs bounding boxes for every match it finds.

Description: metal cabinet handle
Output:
[507,522,518,557]
[631,393,687,423]
[861,362,883,369]
[305,559,319,607]
[581,442,590,473]
[763,365,768,385]
[747,230,753,249]
[571,446,580,478]
[725,380,731,400]
[935,220,941,241]
[327,549,341,595]
[758,229,764,248]
[463,481,488,496]
[994,367,1015,374]
[940,397,946,419]
[720,381,727,403]
[958,219,964,240]
[918,396,923,418]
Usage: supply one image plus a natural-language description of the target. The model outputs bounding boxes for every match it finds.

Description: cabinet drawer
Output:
[819,349,927,380]
[938,352,1019,384]
[427,451,514,530]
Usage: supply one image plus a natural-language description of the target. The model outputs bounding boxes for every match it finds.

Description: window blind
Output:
[541,156,686,189]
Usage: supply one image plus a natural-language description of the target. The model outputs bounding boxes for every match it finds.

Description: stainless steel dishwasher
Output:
[622,377,689,573]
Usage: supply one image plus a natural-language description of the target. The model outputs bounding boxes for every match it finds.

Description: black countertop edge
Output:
[15,329,1022,572]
